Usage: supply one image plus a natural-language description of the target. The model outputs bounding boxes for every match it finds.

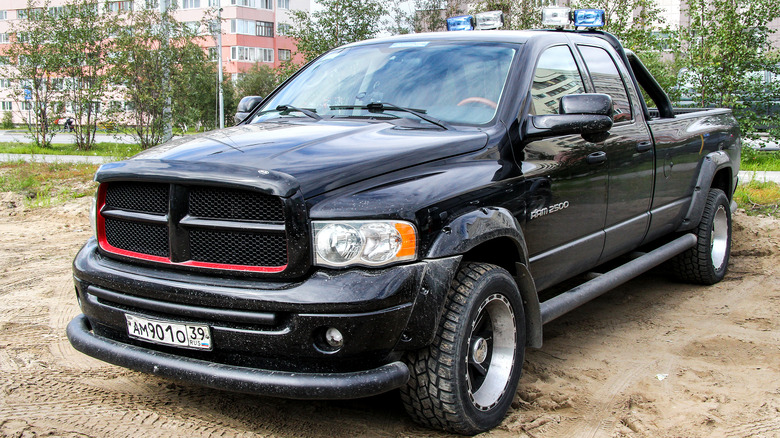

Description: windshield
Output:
[250,41,518,126]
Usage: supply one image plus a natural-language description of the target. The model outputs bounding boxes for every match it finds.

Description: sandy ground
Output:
[0,191,778,438]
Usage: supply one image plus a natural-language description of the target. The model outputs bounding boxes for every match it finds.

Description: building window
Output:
[258,0,273,9]
[17,8,45,19]
[208,0,220,5]
[21,101,32,111]
[181,0,201,8]
[230,46,273,63]
[278,49,291,61]
[0,79,10,88]
[261,48,273,63]
[48,6,66,17]
[277,23,291,35]
[230,0,256,7]
[231,46,242,61]
[257,21,273,37]
[0,10,7,20]
[184,21,200,34]
[0,34,8,44]
[1,102,11,111]
[208,47,218,61]
[230,19,255,35]
[107,1,133,12]
[277,0,289,8]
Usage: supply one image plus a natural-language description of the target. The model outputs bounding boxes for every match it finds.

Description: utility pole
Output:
[160,0,173,142]
[216,4,225,129]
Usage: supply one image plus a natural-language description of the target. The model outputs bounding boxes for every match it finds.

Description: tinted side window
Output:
[578,46,632,122]
[531,46,585,115]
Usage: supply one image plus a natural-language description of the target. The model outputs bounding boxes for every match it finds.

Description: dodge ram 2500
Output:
[68,21,741,435]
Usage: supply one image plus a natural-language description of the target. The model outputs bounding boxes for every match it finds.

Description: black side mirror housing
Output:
[559,93,613,117]
[523,93,614,140]
[234,95,264,124]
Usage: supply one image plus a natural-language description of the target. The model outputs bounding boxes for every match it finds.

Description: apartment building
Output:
[173,0,309,76]
[0,0,310,123]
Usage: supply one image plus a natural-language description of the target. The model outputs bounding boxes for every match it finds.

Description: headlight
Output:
[313,220,417,268]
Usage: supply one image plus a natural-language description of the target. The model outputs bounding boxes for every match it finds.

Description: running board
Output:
[540,233,698,325]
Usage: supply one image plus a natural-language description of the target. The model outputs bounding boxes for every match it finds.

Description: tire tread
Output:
[401,262,518,434]
[670,188,731,285]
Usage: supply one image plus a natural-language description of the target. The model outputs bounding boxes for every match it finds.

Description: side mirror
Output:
[234,95,264,124]
[523,93,613,140]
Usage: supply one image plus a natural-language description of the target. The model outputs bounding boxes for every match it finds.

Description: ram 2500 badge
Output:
[68,9,741,435]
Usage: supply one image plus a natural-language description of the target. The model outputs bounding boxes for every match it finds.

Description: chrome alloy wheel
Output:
[711,204,729,271]
[466,293,517,411]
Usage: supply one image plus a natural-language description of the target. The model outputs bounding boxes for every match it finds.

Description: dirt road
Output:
[1,192,778,438]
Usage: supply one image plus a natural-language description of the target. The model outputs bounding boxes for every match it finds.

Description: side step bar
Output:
[540,233,698,324]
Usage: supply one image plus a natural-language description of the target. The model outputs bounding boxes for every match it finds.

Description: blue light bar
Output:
[447,15,474,31]
[573,9,605,27]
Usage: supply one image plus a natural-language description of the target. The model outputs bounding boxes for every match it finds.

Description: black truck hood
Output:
[119,121,488,198]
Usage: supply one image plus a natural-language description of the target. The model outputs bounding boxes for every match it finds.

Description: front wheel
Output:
[401,262,525,435]
[671,188,732,284]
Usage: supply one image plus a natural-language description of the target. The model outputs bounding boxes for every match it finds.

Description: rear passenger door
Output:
[576,44,655,263]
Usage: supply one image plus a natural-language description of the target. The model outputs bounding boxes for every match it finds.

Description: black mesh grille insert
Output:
[189,187,284,222]
[105,182,169,214]
[189,229,287,267]
[104,218,169,257]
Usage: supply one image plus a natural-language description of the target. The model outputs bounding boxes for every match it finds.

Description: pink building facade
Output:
[0,0,309,123]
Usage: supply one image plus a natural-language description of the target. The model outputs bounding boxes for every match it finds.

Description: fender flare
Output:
[426,207,543,348]
[677,151,733,232]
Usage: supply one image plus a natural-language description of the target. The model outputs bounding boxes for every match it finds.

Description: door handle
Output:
[637,141,653,153]
[586,151,607,165]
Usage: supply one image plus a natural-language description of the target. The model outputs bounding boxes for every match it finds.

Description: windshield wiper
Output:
[262,104,322,120]
[330,102,450,130]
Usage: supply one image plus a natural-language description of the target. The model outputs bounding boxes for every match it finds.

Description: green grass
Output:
[734,180,780,217]
[0,141,142,158]
[0,161,98,208]
[741,147,780,172]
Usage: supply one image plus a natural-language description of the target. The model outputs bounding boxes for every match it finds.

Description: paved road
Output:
[744,138,780,151]
[0,130,137,144]
[0,153,117,164]
[739,170,780,184]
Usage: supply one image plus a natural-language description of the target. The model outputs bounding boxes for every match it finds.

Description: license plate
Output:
[125,314,212,350]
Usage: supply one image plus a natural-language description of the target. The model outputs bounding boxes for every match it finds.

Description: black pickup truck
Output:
[67,28,741,434]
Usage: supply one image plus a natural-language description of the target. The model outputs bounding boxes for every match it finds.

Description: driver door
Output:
[519,45,609,291]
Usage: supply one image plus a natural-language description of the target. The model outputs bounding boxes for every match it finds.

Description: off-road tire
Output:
[400,262,525,435]
[671,188,731,285]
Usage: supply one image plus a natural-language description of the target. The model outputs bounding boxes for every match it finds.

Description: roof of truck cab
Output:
[341,29,612,48]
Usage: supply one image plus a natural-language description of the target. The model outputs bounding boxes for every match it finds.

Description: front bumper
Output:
[70,239,460,398]
[67,314,410,399]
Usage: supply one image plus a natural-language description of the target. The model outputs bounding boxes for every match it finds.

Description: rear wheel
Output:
[401,262,525,435]
[671,188,731,285]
